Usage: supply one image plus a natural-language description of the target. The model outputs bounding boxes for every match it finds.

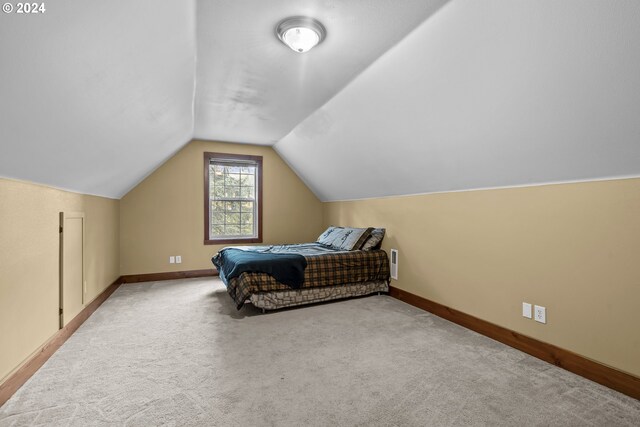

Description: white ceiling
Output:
[0,0,196,198]
[276,0,640,201]
[2,1,640,200]
[193,0,449,145]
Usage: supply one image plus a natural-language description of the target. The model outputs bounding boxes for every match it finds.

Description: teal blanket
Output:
[212,248,307,288]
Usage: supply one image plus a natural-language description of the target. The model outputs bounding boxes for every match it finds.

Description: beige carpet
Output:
[1,278,639,426]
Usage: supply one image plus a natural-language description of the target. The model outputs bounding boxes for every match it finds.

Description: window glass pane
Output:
[212,170,224,186]
[222,186,238,198]
[213,186,225,198]
[226,212,240,224]
[211,224,224,235]
[240,213,253,226]
[241,201,253,211]
[225,201,240,212]
[225,225,240,235]
[240,174,253,187]
[211,212,225,223]
[241,225,253,235]
[228,166,241,174]
[212,201,224,211]
[225,173,240,186]
[241,187,255,198]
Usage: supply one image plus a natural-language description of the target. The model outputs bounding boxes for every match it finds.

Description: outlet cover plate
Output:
[169,256,175,264]
[176,255,182,264]
[534,305,546,324]
[522,302,532,319]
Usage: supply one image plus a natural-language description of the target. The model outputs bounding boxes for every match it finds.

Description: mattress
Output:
[213,243,390,309]
[250,280,389,311]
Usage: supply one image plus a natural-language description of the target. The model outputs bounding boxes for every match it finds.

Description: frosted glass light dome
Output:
[276,17,326,53]
[282,27,320,53]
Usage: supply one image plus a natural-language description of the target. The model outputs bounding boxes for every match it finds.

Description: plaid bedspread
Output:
[219,248,390,309]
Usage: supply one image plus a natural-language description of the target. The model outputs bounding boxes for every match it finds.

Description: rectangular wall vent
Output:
[390,249,398,280]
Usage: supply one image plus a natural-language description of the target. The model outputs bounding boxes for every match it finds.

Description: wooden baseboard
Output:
[389,286,640,400]
[121,268,219,284]
[7,277,633,406]
[0,277,124,407]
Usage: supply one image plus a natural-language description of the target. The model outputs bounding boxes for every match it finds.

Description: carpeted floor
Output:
[1,278,639,426]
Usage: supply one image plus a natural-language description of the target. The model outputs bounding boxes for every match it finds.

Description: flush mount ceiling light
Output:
[276,16,326,53]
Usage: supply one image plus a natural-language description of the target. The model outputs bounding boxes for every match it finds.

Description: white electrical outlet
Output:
[176,255,182,264]
[169,256,175,264]
[522,302,532,319]
[534,305,546,324]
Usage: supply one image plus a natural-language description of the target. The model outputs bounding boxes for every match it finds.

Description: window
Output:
[204,152,263,244]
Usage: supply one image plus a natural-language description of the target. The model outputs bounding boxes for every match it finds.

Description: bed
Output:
[212,227,390,311]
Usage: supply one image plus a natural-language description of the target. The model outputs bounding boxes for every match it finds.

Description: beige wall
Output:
[4,141,637,385]
[324,178,640,377]
[0,178,120,382]
[120,140,323,275]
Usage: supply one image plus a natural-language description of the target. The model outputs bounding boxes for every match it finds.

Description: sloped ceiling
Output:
[193,0,449,145]
[0,0,447,198]
[275,0,640,201]
[2,1,640,200]
[0,0,196,198]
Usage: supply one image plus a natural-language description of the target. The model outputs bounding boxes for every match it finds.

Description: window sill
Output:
[204,237,263,245]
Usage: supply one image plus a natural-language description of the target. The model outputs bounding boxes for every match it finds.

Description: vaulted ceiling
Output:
[1,1,639,200]
[0,0,196,198]
[275,0,640,201]
[194,0,448,145]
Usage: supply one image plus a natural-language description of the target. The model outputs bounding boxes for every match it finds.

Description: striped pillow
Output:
[361,228,386,251]
[317,226,374,251]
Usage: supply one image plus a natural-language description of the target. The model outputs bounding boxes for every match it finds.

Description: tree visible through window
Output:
[204,152,263,244]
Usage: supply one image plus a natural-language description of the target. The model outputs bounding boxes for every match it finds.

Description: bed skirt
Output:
[249,280,389,311]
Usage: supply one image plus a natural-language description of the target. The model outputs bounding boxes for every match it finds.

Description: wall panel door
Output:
[59,212,84,328]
